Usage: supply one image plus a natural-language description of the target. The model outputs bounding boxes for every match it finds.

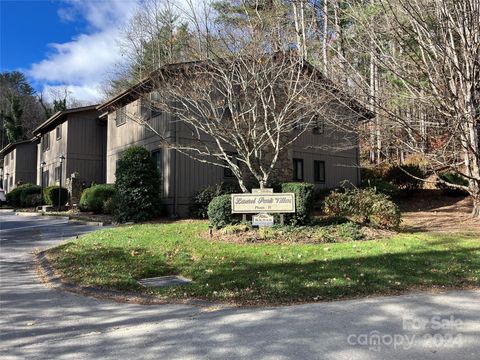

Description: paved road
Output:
[1,211,479,360]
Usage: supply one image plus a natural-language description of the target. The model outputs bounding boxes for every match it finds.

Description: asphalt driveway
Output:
[1,211,479,359]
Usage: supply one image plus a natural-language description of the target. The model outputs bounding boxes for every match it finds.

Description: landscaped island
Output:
[45,221,479,305]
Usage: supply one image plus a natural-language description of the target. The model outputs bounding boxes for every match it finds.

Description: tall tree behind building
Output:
[0,71,44,148]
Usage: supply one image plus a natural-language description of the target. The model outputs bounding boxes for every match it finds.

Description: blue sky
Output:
[1,0,139,103]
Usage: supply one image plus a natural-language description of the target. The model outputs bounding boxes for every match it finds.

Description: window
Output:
[312,118,325,134]
[314,160,326,183]
[151,149,163,173]
[4,154,8,166]
[115,107,126,126]
[56,125,62,140]
[293,158,304,181]
[9,176,13,187]
[42,169,49,187]
[54,166,61,182]
[42,134,50,152]
[11,151,14,161]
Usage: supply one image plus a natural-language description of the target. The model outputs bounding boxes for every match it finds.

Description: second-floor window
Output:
[42,134,50,152]
[115,107,126,126]
[56,125,62,140]
[55,166,61,182]
[11,151,14,161]
[312,118,325,134]
[293,158,304,181]
[4,154,8,166]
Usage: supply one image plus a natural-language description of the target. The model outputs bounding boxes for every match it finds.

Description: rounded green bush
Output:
[114,146,162,222]
[44,186,69,206]
[79,184,116,214]
[208,194,237,228]
[324,188,401,229]
[281,182,315,225]
[6,183,41,207]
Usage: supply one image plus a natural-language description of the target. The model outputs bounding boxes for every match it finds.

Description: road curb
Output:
[12,211,109,226]
[34,250,216,307]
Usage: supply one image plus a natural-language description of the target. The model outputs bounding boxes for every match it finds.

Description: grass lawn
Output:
[45,221,480,305]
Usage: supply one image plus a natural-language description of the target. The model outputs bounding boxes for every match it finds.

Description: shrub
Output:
[438,172,469,196]
[220,224,250,235]
[79,184,116,214]
[324,188,401,229]
[190,182,240,218]
[360,164,390,181]
[281,182,315,225]
[114,146,162,222]
[385,164,425,190]
[362,179,399,198]
[44,186,69,207]
[208,194,238,228]
[6,183,41,207]
[102,196,117,215]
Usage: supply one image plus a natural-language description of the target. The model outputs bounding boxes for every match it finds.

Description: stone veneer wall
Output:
[65,175,84,206]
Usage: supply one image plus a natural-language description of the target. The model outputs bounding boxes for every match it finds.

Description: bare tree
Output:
[131,53,357,191]
[338,0,480,215]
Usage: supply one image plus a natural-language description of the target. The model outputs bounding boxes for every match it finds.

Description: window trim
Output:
[56,125,62,140]
[293,158,304,181]
[314,160,326,183]
[54,166,61,182]
[312,118,325,135]
[115,107,127,127]
[42,133,50,152]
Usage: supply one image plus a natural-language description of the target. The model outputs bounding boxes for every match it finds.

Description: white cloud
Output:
[42,84,103,105]
[28,0,139,104]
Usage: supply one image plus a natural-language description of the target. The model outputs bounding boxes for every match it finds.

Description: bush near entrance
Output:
[114,146,162,222]
[281,182,315,225]
[44,186,69,207]
[208,194,238,228]
[324,188,401,229]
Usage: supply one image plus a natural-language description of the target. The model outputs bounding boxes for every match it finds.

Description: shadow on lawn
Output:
[190,247,480,303]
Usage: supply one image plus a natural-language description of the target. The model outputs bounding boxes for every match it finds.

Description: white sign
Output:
[231,193,295,213]
[252,213,274,227]
[251,188,274,194]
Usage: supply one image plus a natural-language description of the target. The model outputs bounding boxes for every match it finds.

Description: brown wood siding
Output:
[2,142,37,193]
[37,121,68,186]
[105,94,362,216]
[66,110,106,184]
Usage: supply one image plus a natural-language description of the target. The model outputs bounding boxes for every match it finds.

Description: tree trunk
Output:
[471,180,480,217]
